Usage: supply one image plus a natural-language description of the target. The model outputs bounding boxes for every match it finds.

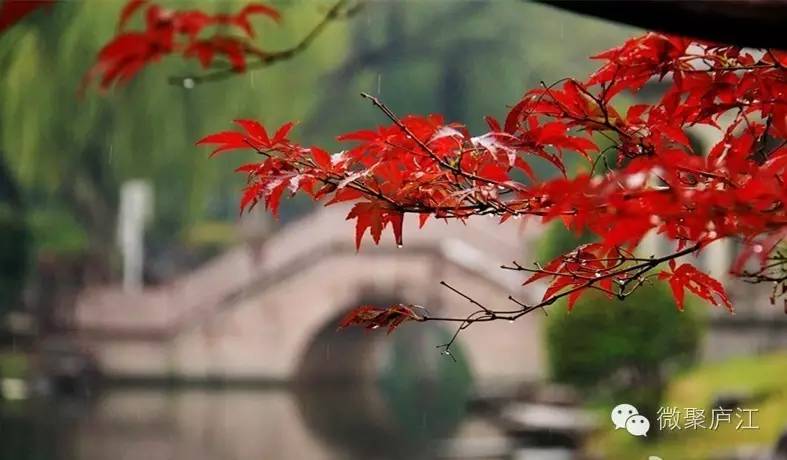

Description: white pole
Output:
[117,180,153,292]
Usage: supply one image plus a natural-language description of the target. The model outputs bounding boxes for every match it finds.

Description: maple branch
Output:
[359,92,520,194]
[740,248,787,283]
[439,280,493,314]
[205,31,787,343]
[421,243,702,354]
[243,137,515,219]
[242,138,411,212]
[168,0,362,87]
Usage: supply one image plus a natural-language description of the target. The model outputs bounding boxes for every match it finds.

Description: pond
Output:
[0,383,482,460]
[0,325,484,460]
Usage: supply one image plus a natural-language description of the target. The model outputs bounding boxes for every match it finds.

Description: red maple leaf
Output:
[659,261,733,312]
[84,1,279,91]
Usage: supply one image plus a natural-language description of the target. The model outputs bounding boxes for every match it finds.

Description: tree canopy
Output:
[200,33,787,352]
[5,0,786,352]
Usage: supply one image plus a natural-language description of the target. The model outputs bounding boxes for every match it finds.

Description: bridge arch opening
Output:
[293,300,474,458]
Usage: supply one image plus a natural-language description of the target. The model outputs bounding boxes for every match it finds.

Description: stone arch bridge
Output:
[70,205,547,387]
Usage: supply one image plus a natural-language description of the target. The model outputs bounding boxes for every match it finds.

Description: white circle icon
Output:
[626,414,651,436]
[611,403,639,429]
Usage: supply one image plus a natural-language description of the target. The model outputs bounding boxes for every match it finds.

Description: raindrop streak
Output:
[108,144,113,164]
[377,73,382,95]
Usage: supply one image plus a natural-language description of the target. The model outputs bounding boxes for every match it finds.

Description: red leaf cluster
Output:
[84,0,279,90]
[525,244,619,310]
[203,32,787,314]
[337,304,422,334]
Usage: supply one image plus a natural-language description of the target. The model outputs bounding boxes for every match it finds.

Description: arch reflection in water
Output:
[62,313,472,460]
[295,307,473,459]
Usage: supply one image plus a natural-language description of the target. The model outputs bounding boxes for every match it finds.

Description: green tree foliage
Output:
[0,0,350,261]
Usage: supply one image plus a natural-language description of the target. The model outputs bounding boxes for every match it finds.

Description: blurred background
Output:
[1,1,786,459]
